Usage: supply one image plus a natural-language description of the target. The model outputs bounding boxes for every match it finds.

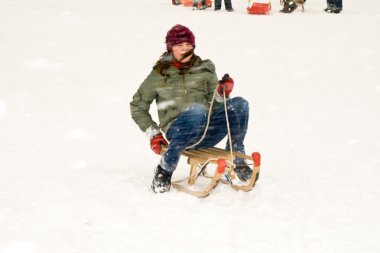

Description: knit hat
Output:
[165,24,196,52]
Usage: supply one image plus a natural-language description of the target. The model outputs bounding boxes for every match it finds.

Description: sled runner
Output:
[161,147,261,197]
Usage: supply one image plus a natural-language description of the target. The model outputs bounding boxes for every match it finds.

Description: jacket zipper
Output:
[181,74,188,107]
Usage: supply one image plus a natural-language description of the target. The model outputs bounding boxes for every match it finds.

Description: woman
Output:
[130,24,252,193]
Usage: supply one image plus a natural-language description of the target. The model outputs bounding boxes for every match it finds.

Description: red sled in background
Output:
[247,1,271,15]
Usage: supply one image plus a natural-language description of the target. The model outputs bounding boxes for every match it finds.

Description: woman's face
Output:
[172,42,194,63]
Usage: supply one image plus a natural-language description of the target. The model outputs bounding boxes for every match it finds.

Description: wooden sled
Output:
[162,147,261,197]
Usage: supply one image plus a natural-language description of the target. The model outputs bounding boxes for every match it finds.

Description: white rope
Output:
[185,88,234,168]
[185,89,218,149]
[222,92,234,166]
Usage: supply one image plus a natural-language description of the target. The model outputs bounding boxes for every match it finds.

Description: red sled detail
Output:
[247,3,271,15]
[252,152,261,166]
[217,159,226,173]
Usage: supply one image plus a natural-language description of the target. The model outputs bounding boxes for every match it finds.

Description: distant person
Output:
[324,0,342,13]
[214,0,234,12]
[193,0,207,10]
[172,0,181,5]
[280,0,342,13]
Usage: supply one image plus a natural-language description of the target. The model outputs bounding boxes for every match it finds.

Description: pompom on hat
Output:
[165,24,195,52]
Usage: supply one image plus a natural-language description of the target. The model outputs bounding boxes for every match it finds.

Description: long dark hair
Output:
[153,52,173,75]
[153,49,196,75]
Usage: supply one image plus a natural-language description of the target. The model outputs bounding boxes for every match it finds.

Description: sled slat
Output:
[181,150,209,162]
[198,148,232,160]
[189,150,230,162]
[208,147,253,161]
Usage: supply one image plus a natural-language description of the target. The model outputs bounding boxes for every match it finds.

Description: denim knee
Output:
[166,104,208,141]
[228,97,249,112]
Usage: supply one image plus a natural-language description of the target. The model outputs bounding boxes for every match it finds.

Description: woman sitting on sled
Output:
[130,24,252,193]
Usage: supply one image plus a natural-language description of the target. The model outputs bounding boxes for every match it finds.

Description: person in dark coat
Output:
[214,0,234,11]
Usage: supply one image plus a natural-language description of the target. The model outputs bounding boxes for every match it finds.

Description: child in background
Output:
[193,0,207,10]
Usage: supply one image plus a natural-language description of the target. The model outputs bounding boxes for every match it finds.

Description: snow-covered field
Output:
[1,0,379,252]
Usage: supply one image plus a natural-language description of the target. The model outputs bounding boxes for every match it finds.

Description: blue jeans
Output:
[327,0,342,7]
[160,97,249,172]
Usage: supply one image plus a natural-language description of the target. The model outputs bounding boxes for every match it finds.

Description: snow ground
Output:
[1,0,379,252]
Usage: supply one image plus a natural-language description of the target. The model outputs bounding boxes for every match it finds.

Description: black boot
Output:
[325,0,342,13]
[234,164,253,182]
[151,165,173,193]
[234,164,260,183]
[280,0,298,13]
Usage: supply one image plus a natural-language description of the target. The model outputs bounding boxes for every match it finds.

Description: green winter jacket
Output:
[130,55,220,134]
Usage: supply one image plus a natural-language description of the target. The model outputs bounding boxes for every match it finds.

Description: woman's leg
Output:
[160,104,208,172]
[192,97,249,165]
[193,97,252,181]
[214,0,221,10]
[224,0,233,10]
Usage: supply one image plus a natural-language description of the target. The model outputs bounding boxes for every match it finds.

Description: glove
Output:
[150,134,168,154]
[217,73,234,97]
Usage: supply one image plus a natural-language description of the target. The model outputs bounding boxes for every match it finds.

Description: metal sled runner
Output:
[162,147,261,198]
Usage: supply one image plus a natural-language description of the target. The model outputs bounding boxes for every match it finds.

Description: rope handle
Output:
[185,88,218,149]
[185,86,235,167]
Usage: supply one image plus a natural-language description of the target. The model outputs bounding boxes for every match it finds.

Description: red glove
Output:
[217,73,234,97]
[150,134,168,154]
